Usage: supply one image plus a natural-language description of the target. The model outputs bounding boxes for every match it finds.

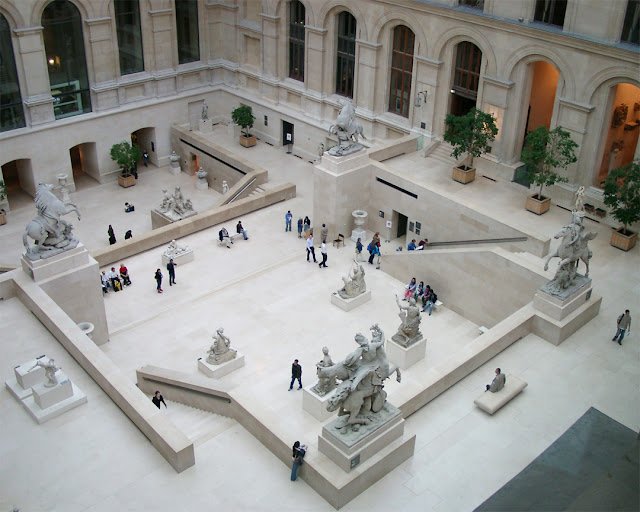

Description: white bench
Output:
[474,375,527,415]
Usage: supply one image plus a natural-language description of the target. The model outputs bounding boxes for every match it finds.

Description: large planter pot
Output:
[610,228,637,251]
[526,194,551,215]
[0,209,6,225]
[452,165,476,184]
[118,173,136,188]
[239,134,257,148]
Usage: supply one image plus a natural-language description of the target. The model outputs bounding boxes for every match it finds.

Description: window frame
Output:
[288,1,305,81]
[335,11,357,98]
[388,25,415,118]
[0,14,25,131]
[114,0,145,75]
[175,0,200,65]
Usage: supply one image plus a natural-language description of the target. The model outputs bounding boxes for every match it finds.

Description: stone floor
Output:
[1,126,638,511]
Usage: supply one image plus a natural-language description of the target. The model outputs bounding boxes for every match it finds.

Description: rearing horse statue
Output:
[544,222,597,288]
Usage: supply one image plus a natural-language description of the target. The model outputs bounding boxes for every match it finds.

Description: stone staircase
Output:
[247,185,266,198]
[164,400,236,446]
[427,141,458,167]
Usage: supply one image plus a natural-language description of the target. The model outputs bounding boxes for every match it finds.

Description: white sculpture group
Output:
[206,328,237,365]
[163,240,190,260]
[156,186,197,221]
[328,99,366,157]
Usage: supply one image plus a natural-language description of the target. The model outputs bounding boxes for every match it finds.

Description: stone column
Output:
[302,25,327,120]
[14,26,54,126]
[149,8,176,94]
[555,98,596,184]
[479,75,515,162]
[414,56,443,137]
[260,13,280,103]
[85,17,118,111]
[354,39,381,116]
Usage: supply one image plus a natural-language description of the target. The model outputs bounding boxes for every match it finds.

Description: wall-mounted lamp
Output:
[414,91,428,107]
[450,89,455,94]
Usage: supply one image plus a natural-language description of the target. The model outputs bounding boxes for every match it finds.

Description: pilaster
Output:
[85,17,117,84]
[354,39,381,114]
[556,98,596,183]
[149,8,175,72]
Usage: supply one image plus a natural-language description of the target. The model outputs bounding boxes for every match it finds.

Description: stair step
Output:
[164,400,235,445]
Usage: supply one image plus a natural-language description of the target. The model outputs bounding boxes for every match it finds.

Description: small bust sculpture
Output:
[206,328,237,365]
[311,347,336,396]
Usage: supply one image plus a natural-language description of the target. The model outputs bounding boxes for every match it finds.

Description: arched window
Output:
[388,25,415,117]
[336,11,356,98]
[114,0,144,75]
[42,0,92,119]
[288,1,305,81]
[175,0,200,64]
[450,41,482,116]
[0,14,25,131]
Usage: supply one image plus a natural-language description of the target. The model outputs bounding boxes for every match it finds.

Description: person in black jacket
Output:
[288,359,302,390]
[422,289,438,315]
[152,391,167,409]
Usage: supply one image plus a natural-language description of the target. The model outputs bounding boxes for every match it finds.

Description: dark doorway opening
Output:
[396,213,408,238]
[283,121,294,146]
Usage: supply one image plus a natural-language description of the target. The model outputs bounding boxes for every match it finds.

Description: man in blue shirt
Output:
[285,210,293,232]
[408,239,417,251]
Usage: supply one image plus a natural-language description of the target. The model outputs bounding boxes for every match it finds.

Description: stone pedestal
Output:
[5,357,47,400]
[331,290,371,311]
[21,244,109,345]
[196,179,208,191]
[386,338,427,370]
[319,152,369,175]
[199,118,213,133]
[161,249,195,267]
[198,352,245,378]
[532,275,602,345]
[318,403,412,472]
[22,372,87,424]
[302,384,335,422]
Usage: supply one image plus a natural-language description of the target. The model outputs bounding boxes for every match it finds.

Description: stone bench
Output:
[473,375,527,415]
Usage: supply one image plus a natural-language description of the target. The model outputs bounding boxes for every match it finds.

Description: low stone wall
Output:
[92,183,296,268]
[368,135,419,162]
[7,271,195,473]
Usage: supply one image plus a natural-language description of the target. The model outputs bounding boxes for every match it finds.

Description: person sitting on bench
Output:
[108,267,122,291]
[486,368,506,392]
[219,227,233,248]
[119,263,132,286]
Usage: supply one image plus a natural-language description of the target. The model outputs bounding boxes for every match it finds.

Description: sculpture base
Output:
[327,143,364,158]
[319,152,369,175]
[302,384,336,422]
[22,373,87,424]
[170,163,181,176]
[391,332,423,348]
[161,249,195,267]
[196,179,208,191]
[331,290,371,311]
[23,238,80,262]
[199,118,213,133]
[151,209,198,229]
[535,276,592,321]
[386,337,427,370]
[318,403,411,472]
[5,357,47,400]
[198,352,245,378]
[351,228,366,243]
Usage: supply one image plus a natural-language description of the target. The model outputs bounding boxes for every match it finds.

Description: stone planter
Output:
[351,209,368,242]
[239,134,257,148]
[118,173,136,188]
[0,209,6,225]
[610,228,637,251]
[77,322,94,339]
[452,165,476,184]
[526,194,551,215]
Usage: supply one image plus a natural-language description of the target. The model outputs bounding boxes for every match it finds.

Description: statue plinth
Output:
[161,248,194,267]
[198,118,213,133]
[331,290,371,311]
[318,152,369,175]
[318,402,414,472]
[21,372,87,424]
[5,357,47,400]
[535,275,592,321]
[386,338,427,370]
[302,384,335,421]
[198,352,245,379]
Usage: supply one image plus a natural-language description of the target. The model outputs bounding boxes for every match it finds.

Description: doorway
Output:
[69,142,98,189]
[396,212,408,239]
[190,153,199,175]
[1,158,34,209]
[283,121,294,147]
[131,127,156,167]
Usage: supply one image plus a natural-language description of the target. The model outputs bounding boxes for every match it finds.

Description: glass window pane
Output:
[115,0,144,75]
[42,0,92,119]
[288,1,305,81]
[622,0,640,45]
[0,15,25,132]
[336,11,356,97]
[388,26,414,117]
[175,0,200,64]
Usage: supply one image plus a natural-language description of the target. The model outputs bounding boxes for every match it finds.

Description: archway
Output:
[131,127,157,167]
[0,159,35,210]
[595,83,640,187]
[69,142,99,190]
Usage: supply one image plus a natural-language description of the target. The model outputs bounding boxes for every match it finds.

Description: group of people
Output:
[366,233,381,266]
[154,258,177,293]
[293,215,311,239]
[402,278,439,315]
[107,224,132,245]
[406,238,429,251]
[101,263,132,294]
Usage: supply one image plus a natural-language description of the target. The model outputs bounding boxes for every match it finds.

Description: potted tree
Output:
[110,141,141,188]
[521,126,576,215]
[444,107,498,184]
[231,105,256,148]
[604,161,640,251]
[0,179,7,225]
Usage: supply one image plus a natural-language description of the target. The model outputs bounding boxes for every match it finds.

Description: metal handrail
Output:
[226,177,257,204]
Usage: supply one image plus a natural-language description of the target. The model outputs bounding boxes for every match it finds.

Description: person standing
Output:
[319,241,328,268]
[321,223,328,243]
[285,211,293,232]
[297,217,303,238]
[306,235,317,263]
[166,259,177,286]
[154,268,163,293]
[290,441,307,481]
[152,391,167,409]
[142,149,149,167]
[289,359,302,390]
[355,237,364,261]
[108,225,116,245]
[612,310,631,345]
[125,230,133,240]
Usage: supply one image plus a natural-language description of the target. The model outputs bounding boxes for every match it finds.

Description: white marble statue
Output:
[311,347,336,396]
[338,261,367,299]
[392,295,423,347]
[28,357,60,387]
[207,328,237,365]
[163,240,190,260]
[318,325,401,433]
[328,99,367,156]
[23,183,81,260]
[202,100,209,120]
[222,180,229,194]
[156,186,197,221]
[574,186,585,213]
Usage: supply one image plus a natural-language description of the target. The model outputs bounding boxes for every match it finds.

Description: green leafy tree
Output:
[231,105,255,137]
[444,108,498,169]
[603,161,640,235]
[110,141,141,176]
[521,126,577,199]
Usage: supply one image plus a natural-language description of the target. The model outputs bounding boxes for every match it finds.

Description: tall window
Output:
[450,41,482,116]
[114,0,144,75]
[621,0,640,45]
[388,26,415,117]
[335,11,356,98]
[288,1,305,81]
[534,0,567,28]
[42,0,92,119]
[0,15,25,132]
[175,0,200,64]
[460,0,484,9]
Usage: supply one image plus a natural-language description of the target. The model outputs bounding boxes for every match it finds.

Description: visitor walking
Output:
[154,268,163,293]
[297,217,303,238]
[290,441,307,481]
[355,237,364,261]
[289,359,302,390]
[142,149,149,167]
[306,235,317,263]
[321,223,328,243]
[167,259,177,286]
[612,310,631,345]
[108,225,116,245]
[286,210,293,232]
[152,390,167,409]
[319,241,328,268]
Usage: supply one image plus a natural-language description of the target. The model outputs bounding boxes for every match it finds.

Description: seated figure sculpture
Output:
[392,294,423,347]
[163,239,189,260]
[318,325,401,433]
[156,186,197,221]
[311,346,336,396]
[206,328,237,365]
[337,261,366,299]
